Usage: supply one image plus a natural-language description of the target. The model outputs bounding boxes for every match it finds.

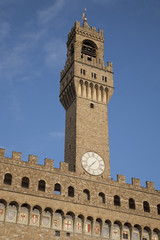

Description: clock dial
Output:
[81,152,105,176]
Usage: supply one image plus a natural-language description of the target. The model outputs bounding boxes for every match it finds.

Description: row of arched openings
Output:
[0,200,159,239]
[3,173,160,215]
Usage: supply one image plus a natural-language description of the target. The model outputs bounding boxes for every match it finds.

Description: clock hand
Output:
[89,160,96,167]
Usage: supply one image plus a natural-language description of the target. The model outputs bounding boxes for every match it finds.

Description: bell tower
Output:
[60,14,114,180]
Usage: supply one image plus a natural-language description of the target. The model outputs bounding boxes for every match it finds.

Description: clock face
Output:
[81,152,105,176]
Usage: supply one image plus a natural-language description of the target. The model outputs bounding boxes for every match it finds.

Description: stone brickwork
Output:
[0,149,160,239]
[60,19,113,178]
[0,17,160,239]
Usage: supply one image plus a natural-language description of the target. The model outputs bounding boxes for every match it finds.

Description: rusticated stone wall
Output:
[0,148,160,239]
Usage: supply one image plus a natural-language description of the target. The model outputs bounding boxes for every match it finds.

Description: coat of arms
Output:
[94,225,100,235]
[20,213,26,222]
[76,221,82,231]
[64,220,72,230]
[8,210,15,220]
[31,214,38,224]
[85,223,91,233]
[0,209,3,217]
[42,216,50,226]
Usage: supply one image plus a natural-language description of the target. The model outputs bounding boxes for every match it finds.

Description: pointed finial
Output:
[82,8,87,22]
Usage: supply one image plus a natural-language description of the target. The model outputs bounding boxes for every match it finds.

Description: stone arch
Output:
[68,186,74,197]
[54,183,61,195]
[143,227,151,240]
[70,43,74,57]
[85,81,88,97]
[133,225,141,240]
[79,79,84,96]
[21,176,29,188]
[94,218,102,237]
[0,199,7,207]
[6,201,18,223]
[75,214,84,233]
[112,221,121,240]
[104,87,109,103]
[129,198,136,209]
[114,195,121,206]
[53,211,63,230]
[100,85,104,102]
[44,207,53,215]
[21,203,31,211]
[157,204,160,215]
[33,205,42,213]
[55,209,64,217]
[95,84,99,101]
[9,201,19,210]
[81,39,97,58]
[153,229,160,240]
[83,189,90,200]
[89,82,93,99]
[64,211,75,232]
[99,192,105,204]
[66,211,75,219]
[87,216,94,234]
[123,223,131,240]
[103,220,111,238]
[143,201,150,212]
[4,173,12,185]
[38,179,46,192]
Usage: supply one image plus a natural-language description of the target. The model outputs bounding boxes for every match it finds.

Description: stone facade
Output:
[0,18,160,240]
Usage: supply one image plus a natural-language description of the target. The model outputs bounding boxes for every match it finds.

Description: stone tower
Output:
[60,16,114,180]
[1,14,160,240]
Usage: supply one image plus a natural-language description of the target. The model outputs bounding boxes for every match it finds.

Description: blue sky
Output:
[0,0,160,188]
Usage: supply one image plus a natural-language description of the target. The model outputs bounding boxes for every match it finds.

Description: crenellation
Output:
[0,148,5,157]
[12,151,22,163]
[117,175,126,184]
[107,61,113,72]
[132,178,140,188]
[60,162,69,172]
[44,158,54,170]
[146,181,155,191]
[0,149,159,194]
[28,154,38,165]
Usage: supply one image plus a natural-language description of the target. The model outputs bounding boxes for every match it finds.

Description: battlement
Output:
[0,148,159,194]
[116,174,156,191]
[67,21,104,47]
[0,148,69,173]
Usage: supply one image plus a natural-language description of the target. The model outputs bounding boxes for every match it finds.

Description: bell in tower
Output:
[60,12,114,180]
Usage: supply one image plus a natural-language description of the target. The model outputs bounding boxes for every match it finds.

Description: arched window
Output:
[123,225,130,240]
[54,183,61,194]
[157,204,160,215]
[143,201,150,212]
[83,189,90,200]
[21,177,29,188]
[21,203,30,211]
[68,186,74,197]
[112,223,120,239]
[133,227,140,240]
[129,198,135,209]
[81,40,97,58]
[142,229,150,240]
[99,192,105,204]
[70,44,74,56]
[114,195,121,206]
[38,180,45,192]
[4,173,12,185]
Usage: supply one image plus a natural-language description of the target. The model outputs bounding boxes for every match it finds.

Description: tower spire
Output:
[82,8,89,28]
[82,8,87,22]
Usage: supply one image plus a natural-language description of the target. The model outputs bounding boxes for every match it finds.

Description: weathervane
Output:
[82,8,87,21]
